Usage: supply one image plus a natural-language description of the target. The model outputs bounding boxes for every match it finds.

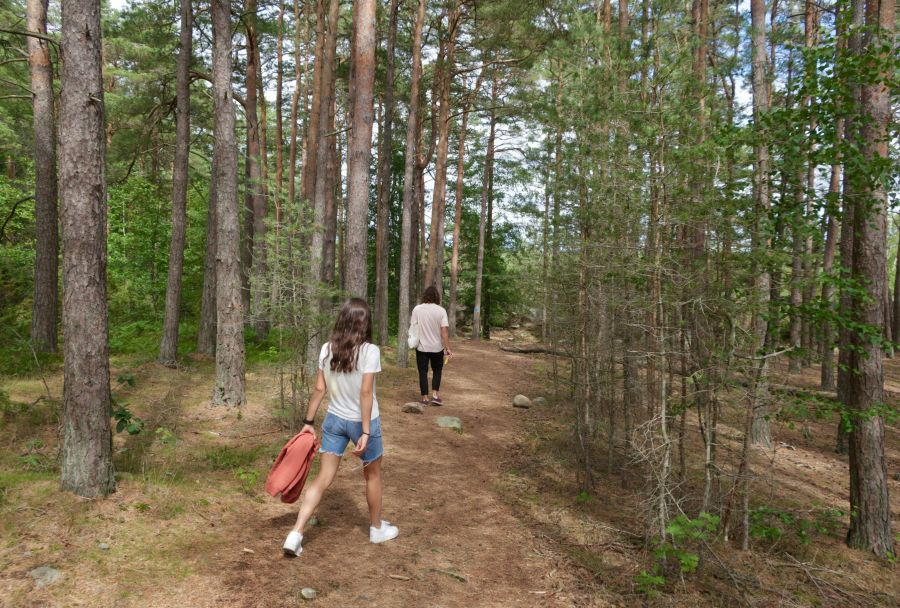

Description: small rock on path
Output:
[401,402,424,414]
[513,394,532,408]
[435,416,462,431]
[29,566,61,588]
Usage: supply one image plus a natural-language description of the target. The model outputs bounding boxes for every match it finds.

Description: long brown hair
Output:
[326,298,373,373]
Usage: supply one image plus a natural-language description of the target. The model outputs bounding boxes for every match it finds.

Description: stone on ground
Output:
[435,416,462,431]
[401,402,424,414]
[512,394,532,408]
[532,397,547,406]
[29,566,61,588]
[300,587,317,600]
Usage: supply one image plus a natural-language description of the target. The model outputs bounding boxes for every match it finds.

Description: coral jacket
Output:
[265,431,319,504]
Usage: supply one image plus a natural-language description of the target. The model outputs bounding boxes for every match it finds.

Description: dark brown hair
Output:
[327,298,373,373]
[422,285,440,305]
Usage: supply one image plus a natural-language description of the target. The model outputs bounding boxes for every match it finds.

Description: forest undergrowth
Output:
[0,330,896,607]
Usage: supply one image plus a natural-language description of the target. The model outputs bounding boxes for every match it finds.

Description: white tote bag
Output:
[407,322,420,349]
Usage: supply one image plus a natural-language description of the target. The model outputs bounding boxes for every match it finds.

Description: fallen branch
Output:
[499,344,568,356]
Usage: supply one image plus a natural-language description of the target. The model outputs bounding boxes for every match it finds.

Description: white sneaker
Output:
[369,520,399,544]
[283,530,303,556]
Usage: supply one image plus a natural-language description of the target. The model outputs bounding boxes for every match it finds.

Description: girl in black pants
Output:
[409,286,453,405]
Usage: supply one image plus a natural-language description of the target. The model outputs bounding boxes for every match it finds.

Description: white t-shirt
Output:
[410,303,449,353]
[318,342,381,421]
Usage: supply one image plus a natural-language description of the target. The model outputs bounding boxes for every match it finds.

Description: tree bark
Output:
[212,0,246,406]
[844,0,894,559]
[287,0,306,212]
[424,5,460,293]
[374,0,399,345]
[820,134,841,390]
[302,0,327,204]
[396,0,425,368]
[159,0,192,366]
[308,0,339,292]
[893,223,900,345]
[748,0,772,448]
[198,151,218,355]
[242,1,267,339]
[27,0,58,354]
[449,71,481,338]
[322,85,339,289]
[58,0,115,497]
[344,0,377,298]
[836,0,866,456]
[472,74,498,341]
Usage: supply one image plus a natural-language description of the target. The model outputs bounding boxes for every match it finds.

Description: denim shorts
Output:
[319,412,384,465]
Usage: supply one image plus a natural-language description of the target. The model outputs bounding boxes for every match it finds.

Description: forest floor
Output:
[0,332,898,607]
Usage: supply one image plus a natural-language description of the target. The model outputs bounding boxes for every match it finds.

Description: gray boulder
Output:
[532,397,547,407]
[512,395,532,408]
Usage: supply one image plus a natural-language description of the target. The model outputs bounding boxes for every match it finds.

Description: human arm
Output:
[441,326,452,358]
[351,373,376,457]
[300,369,327,439]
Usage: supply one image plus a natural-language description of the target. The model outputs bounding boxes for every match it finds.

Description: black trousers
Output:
[415,349,444,395]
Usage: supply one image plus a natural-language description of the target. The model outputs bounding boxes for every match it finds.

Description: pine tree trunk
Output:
[396,0,425,368]
[198,153,218,355]
[748,0,772,448]
[819,119,841,389]
[58,0,115,497]
[322,87,339,290]
[345,0,377,298]
[449,73,480,338]
[302,0,327,204]
[844,0,894,559]
[270,0,286,313]
[472,75,498,341]
[286,0,305,212]
[836,0,865,456]
[159,0,192,367]
[893,235,900,346]
[304,0,339,370]
[424,5,460,293]
[254,38,270,339]
[374,0,398,345]
[242,2,267,338]
[308,0,339,292]
[27,0,58,354]
[212,0,246,406]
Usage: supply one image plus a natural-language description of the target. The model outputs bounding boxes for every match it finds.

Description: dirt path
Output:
[208,340,601,608]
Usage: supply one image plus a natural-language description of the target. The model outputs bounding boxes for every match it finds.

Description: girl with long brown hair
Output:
[282,298,398,556]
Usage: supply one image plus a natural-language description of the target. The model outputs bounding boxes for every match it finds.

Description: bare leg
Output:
[292,453,341,533]
[362,457,383,527]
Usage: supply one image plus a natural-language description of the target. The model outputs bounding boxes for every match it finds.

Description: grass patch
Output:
[0,392,60,434]
[201,445,266,471]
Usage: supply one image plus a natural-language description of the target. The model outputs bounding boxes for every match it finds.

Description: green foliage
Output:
[634,570,665,598]
[201,445,264,471]
[749,506,845,547]
[235,467,259,495]
[653,513,719,574]
[112,400,145,435]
